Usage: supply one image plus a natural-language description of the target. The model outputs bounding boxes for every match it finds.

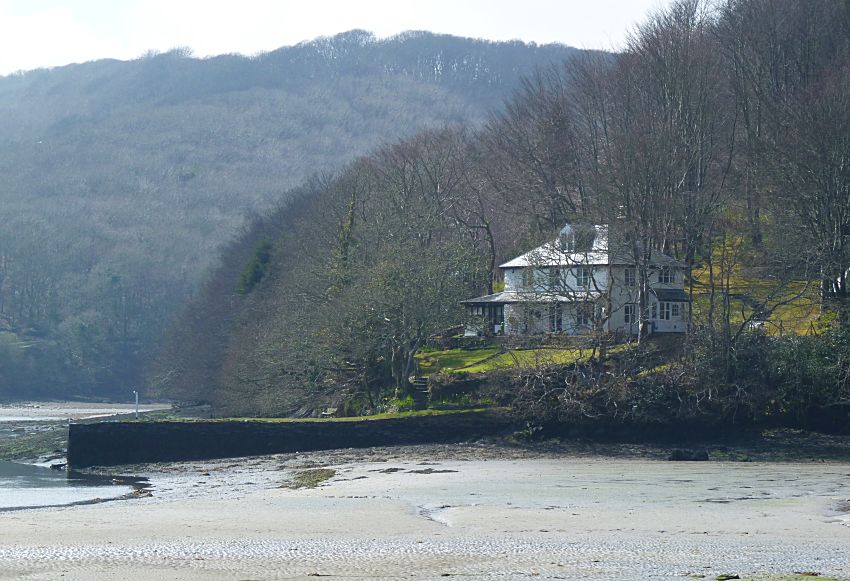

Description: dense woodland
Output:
[153,0,850,425]
[0,31,579,399]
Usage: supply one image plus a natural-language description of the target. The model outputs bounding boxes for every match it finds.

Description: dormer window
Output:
[659,266,674,284]
[558,225,595,253]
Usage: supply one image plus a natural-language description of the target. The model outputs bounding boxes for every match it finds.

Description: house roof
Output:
[500,244,610,268]
[500,224,609,268]
[499,224,685,269]
[460,292,518,304]
[653,288,690,302]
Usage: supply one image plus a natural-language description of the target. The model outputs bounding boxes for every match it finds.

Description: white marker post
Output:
[133,390,139,419]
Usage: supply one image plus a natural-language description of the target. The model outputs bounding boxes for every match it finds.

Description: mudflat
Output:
[0,443,848,580]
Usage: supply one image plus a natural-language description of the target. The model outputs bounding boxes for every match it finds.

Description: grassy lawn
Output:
[415,346,499,374]
[688,235,831,336]
[461,343,631,374]
[461,348,589,373]
[121,408,504,423]
[416,344,632,376]
[691,266,826,336]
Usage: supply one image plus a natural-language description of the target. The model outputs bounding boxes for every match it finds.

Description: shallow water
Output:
[0,461,136,510]
[0,416,65,422]
[0,402,163,509]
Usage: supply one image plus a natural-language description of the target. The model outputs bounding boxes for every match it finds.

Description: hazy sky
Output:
[0,0,673,76]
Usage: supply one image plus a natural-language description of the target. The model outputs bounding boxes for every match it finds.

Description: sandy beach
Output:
[0,402,171,422]
[1,443,848,580]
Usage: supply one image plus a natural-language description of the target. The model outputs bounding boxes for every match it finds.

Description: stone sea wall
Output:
[67,411,517,468]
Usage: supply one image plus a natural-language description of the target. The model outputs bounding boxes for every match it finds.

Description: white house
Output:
[461,224,690,336]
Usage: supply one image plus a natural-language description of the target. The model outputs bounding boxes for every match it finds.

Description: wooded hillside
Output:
[154,0,850,423]
[0,31,579,399]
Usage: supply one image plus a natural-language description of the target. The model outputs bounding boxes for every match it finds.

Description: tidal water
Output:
[0,402,164,510]
[0,461,137,510]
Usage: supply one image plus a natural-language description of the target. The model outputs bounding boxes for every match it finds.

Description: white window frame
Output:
[671,303,681,318]
[521,267,534,289]
[659,266,674,284]
[548,304,563,332]
[624,303,637,324]
[576,303,593,327]
[576,266,592,288]
[658,301,672,321]
[624,267,636,287]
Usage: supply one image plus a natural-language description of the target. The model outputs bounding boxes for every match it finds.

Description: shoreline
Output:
[1,443,848,579]
[4,399,850,466]
[0,487,146,514]
[2,404,850,578]
[0,401,171,421]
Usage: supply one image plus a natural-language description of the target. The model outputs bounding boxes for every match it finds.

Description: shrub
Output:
[766,332,846,422]
[384,395,416,412]
[237,240,273,294]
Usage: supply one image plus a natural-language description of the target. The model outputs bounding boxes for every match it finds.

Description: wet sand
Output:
[0,444,848,580]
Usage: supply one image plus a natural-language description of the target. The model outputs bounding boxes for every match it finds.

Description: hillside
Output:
[153,0,850,425]
[0,31,580,399]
